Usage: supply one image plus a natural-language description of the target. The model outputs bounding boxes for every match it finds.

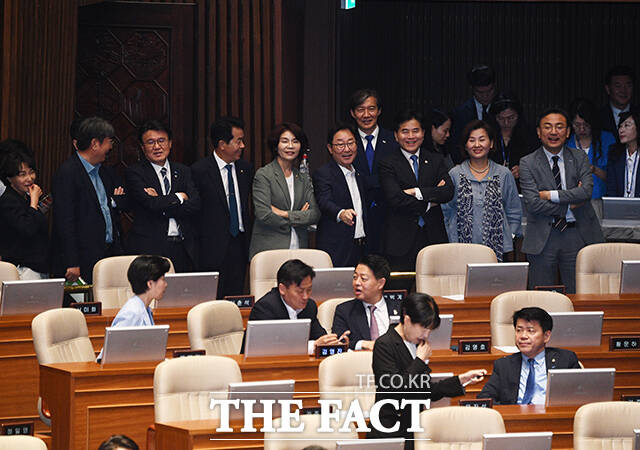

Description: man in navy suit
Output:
[599,65,638,139]
[125,120,200,272]
[332,254,401,350]
[478,307,580,404]
[192,117,253,296]
[313,122,368,267]
[349,89,398,253]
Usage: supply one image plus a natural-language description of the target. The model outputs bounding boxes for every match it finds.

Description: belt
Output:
[552,218,576,231]
[166,235,184,243]
[354,237,367,246]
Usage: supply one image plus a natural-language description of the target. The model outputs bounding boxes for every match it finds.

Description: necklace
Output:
[469,162,490,174]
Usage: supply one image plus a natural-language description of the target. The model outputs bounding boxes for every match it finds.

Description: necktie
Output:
[369,305,379,340]
[482,104,489,119]
[551,156,562,190]
[160,167,171,194]
[365,135,375,172]
[226,164,240,237]
[521,358,536,404]
[410,155,425,228]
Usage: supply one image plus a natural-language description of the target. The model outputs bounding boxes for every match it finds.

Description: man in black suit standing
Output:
[192,117,253,297]
[478,307,580,404]
[125,120,200,272]
[349,89,397,253]
[599,65,637,138]
[332,254,400,350]
[379,109,453,272]
[313,122,368,267]
[52,116,127,285]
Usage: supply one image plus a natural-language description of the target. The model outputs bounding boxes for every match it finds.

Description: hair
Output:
[400,292,441,330]
[610,110,640,161]
[512,307,553,333]
[536,107,570,128]
[605,65,636,85]
[0,140,37,185]
[210,116,244,149]
[394,109,426,132]
[98,435,139,450]
[349,88,381,112]
[327,122,357,144]
[467,64,495,87]
[127,255,171,295]
[357,254,390,282]
[69,117,84,141]
[267,122,308,159]
[138,120,172,144]
[459,119,496,161]
[430,109,452,130]
[75,117,115,151]
[276,259,315,287]
[569,97,605,164]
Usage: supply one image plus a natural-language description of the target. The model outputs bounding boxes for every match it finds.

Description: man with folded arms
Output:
[477,307,580,404]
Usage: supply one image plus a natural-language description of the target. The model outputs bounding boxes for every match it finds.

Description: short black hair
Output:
[536,107,570,128]
[394,109,426,132]
[430,109,452,129]
[75,117,115,151]
[512,307,553,333]
[357,254,390,282]
[267,122,308,159]
[69,117,84,141]
[605,65,636,85]
[0,147,37,185]
[459,119,496,161]
[327,122,357,145]
[467,64,495,87]
[210,116,244,149]
[276,259,315,287]
[127,255,171,295]
[400,292,441,330]
[98,435,139,450]
[138,120,172,144]
[349,88,382,112]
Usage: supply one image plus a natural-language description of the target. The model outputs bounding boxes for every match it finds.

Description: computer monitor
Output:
[101,325,169,364]
[336,438,405,449]
[545,368,615,407]
[428,314,453,350]
[226,379,295,419]
[547,311,603,347]
[244,319,310,357]
[155,272,219,308]
[464,263,528,298]
[430,372,454,408]
[620,260,640,294]
[482,432,552,450]
[602,197,640,224]
[0,278,65,316]
[312,267,355,303]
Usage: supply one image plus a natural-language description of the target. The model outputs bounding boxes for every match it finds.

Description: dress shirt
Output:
[336,164,365,239]
[358,125,379,153]
[213,152,245,232]
[400,148,432,213]
[280,296,315,354]
[402,338,428,365]
[625,149,639,198]
[517,349,547,405]
[474,98,491,120]
[0,180,5,197]
[354,297,388,350]
[285,173,300,248]
[542,147,576,223]
[150,160,181,236]
[77,152,113,243]
[611,103,630,128]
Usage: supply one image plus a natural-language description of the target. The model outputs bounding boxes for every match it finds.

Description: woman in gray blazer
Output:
[249,123,320,259]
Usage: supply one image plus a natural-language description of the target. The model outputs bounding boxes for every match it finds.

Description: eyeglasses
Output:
[143,138,168,147]
[541,124,567,132]
[332,141,357,151]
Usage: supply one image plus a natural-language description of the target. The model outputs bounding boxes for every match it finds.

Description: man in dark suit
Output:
[52,117,127,285]
[245,259,350,353]
[125,120,200,272]
[519,108,604,293]
[599,65,638,139]
[192,117,253,297]
[332,254,400,350]
[478,307,580,404]
[349,89,398,253]
[379,109,454,271]
[313,122,368,267]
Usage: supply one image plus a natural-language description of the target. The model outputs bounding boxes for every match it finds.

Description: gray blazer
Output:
[519,146,604,255]
[249,159,320,259]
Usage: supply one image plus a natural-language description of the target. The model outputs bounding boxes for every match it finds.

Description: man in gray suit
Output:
[519,108,604,293]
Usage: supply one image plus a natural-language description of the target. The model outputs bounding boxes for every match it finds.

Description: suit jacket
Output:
[312,160,368,266]
[519,146,604,255]
[124,159,200,261]
[191,155,254,270]
[451,97,481,158]
[606,149,640,197]
[599,103,639,138]
[51,153,126,282]
[378,148,453,256]
[331,297,402,350]
[249,159,320,259]
[477,347,580,404]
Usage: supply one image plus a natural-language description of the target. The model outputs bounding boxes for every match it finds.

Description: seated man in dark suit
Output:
[246,259,350,353]
[478,307,580,404]
[332,254,400,351]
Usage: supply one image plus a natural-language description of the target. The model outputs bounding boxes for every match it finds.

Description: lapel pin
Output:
[382,139,387,144]
[424,160,428,164]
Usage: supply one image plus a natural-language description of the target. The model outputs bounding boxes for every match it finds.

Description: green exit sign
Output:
[341,0,356,9]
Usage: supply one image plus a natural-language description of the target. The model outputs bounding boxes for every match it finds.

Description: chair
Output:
[490,290,574,347]
[415,243,497,296]
[92,255,175,309]
[414,406,505,450]
[317,297,352,333]
[0,436,47,450]
[249,249,333,299]
[264,413,357,450]
[153,355,242,422]
[576,243,640,294]
[0,261,19,304]
[574,401,640,450]
[187,301,244,355]
[318,351,375,415]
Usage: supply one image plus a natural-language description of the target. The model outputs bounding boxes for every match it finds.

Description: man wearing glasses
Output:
[124,120,200,272]
[519,108,603,293]
[312,123,368,266]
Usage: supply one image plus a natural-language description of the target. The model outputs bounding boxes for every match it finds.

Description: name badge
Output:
[389,315,401,324]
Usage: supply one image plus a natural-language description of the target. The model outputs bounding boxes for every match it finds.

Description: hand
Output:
[339,209,357,226]
[511,165,520,179]
[113,186,125,196]
[176,192,189,201]
[65,266,81,282]
[403,188,416,197]
[538,190,551,201]
[300,202,310,212]
[570,201,585,210]
[360,340,375,351]
[271,205,289,218]
[437,179,445,187]
[28,184,42,208]
[315,330,350,347]
[144,187,158,197]
[416,339,432,361]
[458,369,487,386]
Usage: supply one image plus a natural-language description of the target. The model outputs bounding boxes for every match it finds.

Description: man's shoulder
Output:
[334,298,360,315]
[546,346,578,359]
[54,153,81,175]
[190,155,212,173]
[519,147,543,165]
[314,160,338,179]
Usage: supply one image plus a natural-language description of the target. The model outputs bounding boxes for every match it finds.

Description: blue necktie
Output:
[160,167,171,194]
[410,155,425,228]
[226,164,240,237]
[365,135,375,172]
[521,358,536,404]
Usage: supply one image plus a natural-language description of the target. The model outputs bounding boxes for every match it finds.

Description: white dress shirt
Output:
[354,297,388,350]
[213,152,245,232]
[150,160,181,236]
[625,149,639,197]
[542,147,576,223]
[358,125,379,151]
[336,164,365,239]
[611,103,630,128]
